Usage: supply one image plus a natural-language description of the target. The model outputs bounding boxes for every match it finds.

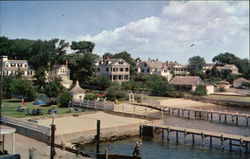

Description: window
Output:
[115,68,118,72]
[120,68,123,72]
[147,69,150,72]
[113,68,116,72]
[124,75,129,80]
[142,69,144,72]
[125,68,129,72]
[113,75,117,80]
[119,75,122,80]
[25,64,27,67]
[106,68,109,72]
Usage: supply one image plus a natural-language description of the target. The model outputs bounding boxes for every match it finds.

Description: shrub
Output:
[59,92,72,107]
[84,93,96,100]
[10,78,35,101]
[105,86,125,101]
[218,86,226,92]
[193,85,207,96]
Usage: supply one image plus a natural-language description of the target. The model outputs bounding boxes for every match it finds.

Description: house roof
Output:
[51,65,70,72]
[169,76,205,86]
[233,78,249,83]
[145,60,165,69]
[216,64,238,70]
[70,81,85,94]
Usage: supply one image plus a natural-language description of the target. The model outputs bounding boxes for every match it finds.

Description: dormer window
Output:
[118,61,124,64]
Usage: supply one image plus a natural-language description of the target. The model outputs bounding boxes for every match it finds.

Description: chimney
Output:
[148,58,151,61]
[156,58,158,62]
[65,59,68,67]
[76,80,79,87]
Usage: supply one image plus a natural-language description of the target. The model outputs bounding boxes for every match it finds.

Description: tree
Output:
[10,78,35,101]
[188,56,205,70]
[89,75,111,90]
[44,81,61,103]
[3,76,16,98]
[193,85,207,96]
[189,70,205,80]
[59,92,72,107]
[226,74,238,83]
[71,41,95,54]
[105,82,125,101]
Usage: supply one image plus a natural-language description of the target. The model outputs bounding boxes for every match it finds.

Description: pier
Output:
[141,123,250,153]
[132,102,250,126]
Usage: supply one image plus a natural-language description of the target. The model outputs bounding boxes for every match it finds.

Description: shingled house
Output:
[136,58,172,81]
[233,78,249,88]
[169,76,214,95]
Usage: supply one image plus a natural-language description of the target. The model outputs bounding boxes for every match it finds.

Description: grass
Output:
[204,95,250,102]
[1,98,73,118]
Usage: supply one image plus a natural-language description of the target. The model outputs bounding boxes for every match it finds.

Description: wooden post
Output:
[188,110,190,119]
[236,115,238,125]
[246,142,248,153]
[194,112,196,118]
[219,113,221,121]
[161,107,164,119]
[50,124,56,159]
[210,136,212,148]
[96,120,101,154]
[206,113,209,120]
[232,115,234,124]
[105,148,108,159]
[176,131,179,144]
[178,109,180,117]
[201,132,204,148]
[182,109,184,116]
[224,114,227,123]
[240,138,243,153]
[168,107,171,115]
[162,130,164,140]
[167,127,170,142]
[247,116,249,126]
[221,135,224,152]
[184,130,187,143]
[199,111,202,119]
[139,125,142,137]
[229,139,232,151]
[211,112,213,120]
[192,133,195,146]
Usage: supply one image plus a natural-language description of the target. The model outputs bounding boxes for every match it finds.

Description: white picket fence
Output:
[72,99,114,111]
[1,116,51,136]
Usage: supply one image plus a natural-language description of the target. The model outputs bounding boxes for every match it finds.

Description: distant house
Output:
[1,55,35,80]
[166,61,191,76]
[95,56,130,82]
[233,78,249,88]
[70,81,85,101]
[170,76,205,91]
[48,64,73,89]
[202,62,214,72]
[136,58,172,81]
[216,64,241,78]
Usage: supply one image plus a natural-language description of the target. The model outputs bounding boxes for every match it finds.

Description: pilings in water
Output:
[141,124,250,153]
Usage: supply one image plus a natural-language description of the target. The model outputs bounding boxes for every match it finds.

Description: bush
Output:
[89,76,111,90]
[218,86,226,92]
[166,92,184,98]
[10,78,35,101]
[59,92,72,107]
[105,85,125,101]
[193,85,207,96]
[84,93,96,100]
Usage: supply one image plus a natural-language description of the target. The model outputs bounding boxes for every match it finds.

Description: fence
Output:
[1,116,51,136]
[72,99,114,111]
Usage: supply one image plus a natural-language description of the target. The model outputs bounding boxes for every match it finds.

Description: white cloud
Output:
[77,1,249,63]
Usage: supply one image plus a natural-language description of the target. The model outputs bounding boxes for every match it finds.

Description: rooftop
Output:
[170,76,205,86]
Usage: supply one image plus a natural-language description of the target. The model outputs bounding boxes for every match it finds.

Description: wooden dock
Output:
[141,124,250,153]
[132,102,250,126]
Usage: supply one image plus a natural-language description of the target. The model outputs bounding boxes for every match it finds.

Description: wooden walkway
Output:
[132,102,250,126]
[141,123,250,153]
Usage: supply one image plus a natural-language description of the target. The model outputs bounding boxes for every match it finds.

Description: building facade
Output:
[166,61,190,76]
[48,65,73,89]
[1,55,35,80]
[216,64,241,78]
[95,57,130,82]
[136,58,172,81]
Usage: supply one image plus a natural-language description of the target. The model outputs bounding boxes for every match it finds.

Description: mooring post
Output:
[240,138,243,153]
[178,109,180,117]
[232,115,234,124]
[206,113,209,120]
[182,109,184,116]
[162,129,164,140]
[168,107,171,115]
[192,133,195,146]
[246,142,248,153]
[201,132,204,148]
[96,120,101,154]
[167,127,170,142]
[139,125,142,137]
[221,135,224,152]
[184,130,187,143]
[176,131,179,144]
[211,112,213,120]
[236,113,238,125]
[210,136,212,148]
[188,110,190,119]
[229,139,232,151]
[219,113,221,121]
[224,114,227,123]
[105,148,108,159]
[247,116,249,126]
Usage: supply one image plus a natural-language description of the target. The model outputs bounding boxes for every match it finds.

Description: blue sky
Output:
[0,1,249,64]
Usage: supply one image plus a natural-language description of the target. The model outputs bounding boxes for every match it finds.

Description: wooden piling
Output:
[178,109,180,117]
[210,137,212,148]
[188,110,190,119]
[201,132,204,147]
[167,127,170,142]
[229,139,232,151]
[211,112,213,120]
[232,115,234,123]
[247,116,249,126]
[206,113,209,120]
[221,135,224,151]
[224,114,227,123]
[199,112,202,119]
[96,120,101,154]
[236,115,238,125]
[219,113,221,121]
[246,142,248,153]
[240,138,243,153]
[192,134,195,146]
[184,130,187,143]
[176,131,179,144]
[162,130,164,140]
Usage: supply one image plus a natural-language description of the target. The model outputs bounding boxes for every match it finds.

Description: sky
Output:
[0,1,249,64]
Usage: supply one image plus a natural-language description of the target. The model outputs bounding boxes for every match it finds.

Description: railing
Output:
[72,99,114,111]
[1,116,51,136]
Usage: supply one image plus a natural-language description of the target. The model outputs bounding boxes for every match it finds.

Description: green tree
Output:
[188,56,205,70]
[11,78,35,101]
[44,81,61,103]
[189,70,205,80]
[193,85,207,96]
[71,41,95,54]
[226,74,238,83]
[59,92,72,107]
[3,76,16,98]
[89,75,111,90]
[105,82,125,101]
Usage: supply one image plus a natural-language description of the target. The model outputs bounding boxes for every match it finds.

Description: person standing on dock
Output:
[133,140,142,157]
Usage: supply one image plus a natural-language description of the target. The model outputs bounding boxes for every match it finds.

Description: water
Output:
[80,105,250,159]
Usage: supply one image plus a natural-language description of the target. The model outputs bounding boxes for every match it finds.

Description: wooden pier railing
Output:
[132,102,250,126]
[141,124,250,153]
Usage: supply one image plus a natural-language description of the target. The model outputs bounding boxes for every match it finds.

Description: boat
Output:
[96,154,142,159]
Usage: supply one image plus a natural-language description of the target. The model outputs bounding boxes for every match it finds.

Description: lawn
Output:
[1,98,74,118]
[204,95,250,102]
